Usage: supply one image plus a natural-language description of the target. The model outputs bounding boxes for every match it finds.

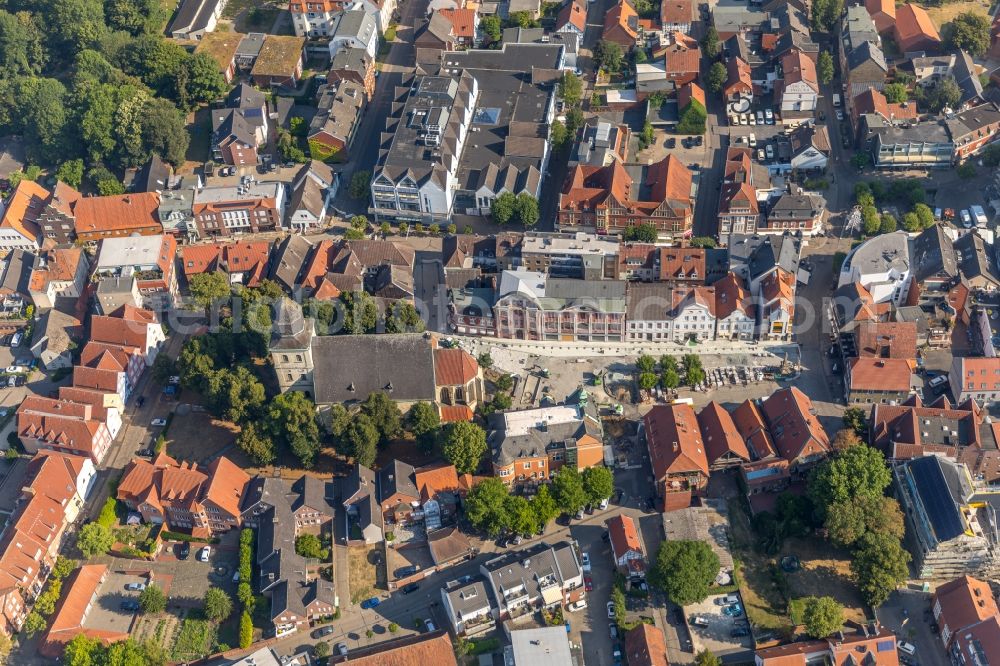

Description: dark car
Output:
[313,625,334,638]
[666,138,676,148]
[177,542,190,559]
[395,565,419,578]
[360,597,381,609]
[120,600,140,612]
[695,136,703,145]
[401,583,420,594]
[731,627,750,638]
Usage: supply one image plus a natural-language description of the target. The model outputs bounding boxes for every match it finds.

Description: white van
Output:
[832,94,842,107]
[897,641,917,656]
[970,204,988,227]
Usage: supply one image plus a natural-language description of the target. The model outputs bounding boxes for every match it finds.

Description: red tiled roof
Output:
[761,387,831,463]
[181,241,271,286]
[725,57,752,93]
[849,357,913,392]
[856,320,918,359]
[624,624,669,666]
[438,8,477,38]
[658,247,705,281]
[433,348,479,386]
[853,89,918,122]
[607,514,643,559]
[644,403,710,479]
[439,404,474,423]
[894,3,940,49]
[413,463,470,502]
[42,564,129,657]
[328,632,458,666]
[556,0,587,32]
[0,180,45,243]
[782,50,818,92]
[90,309,153,350]
[732,399,777,459]
[714,272,753,320]
[603,0,639,42]
[660,0,692,25]
[934,576,999,636]
[662,41,701,75]
[201,457,251,519]
[678,82,705,110]
[954,616,1000,665]
[697,402,751,465]
[72,192,161,235]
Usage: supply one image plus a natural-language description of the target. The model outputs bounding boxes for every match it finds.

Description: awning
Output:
[541,586,563,606]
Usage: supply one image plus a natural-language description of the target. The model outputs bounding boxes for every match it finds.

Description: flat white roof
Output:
[96,235,166,269]
[509,627,573,666]
[521,232,620,257]
[193,181,282,204]
[501,405,582,437]
[498,269,547,300]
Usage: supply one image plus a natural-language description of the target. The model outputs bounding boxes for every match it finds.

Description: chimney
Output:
[672,440,679,451]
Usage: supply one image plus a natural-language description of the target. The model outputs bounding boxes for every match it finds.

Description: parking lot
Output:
[87,570,150,637]
[685,593,754,655]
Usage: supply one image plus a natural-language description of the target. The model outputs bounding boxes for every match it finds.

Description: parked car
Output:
[691,616,710,627]
[748,133,757,147]
[395,565,419,578]
[177,542,190,559]
[360,597,381,609]
[666,138,676,148]
[5,365,27,374]
[151,418,167,427]
[120,600,140,612]
[835,109,844,121]
[336,643,348,656]
[765,109,774,124]
[424,619,436,632]
[401,582,420,594]
[125,582,146,591]
[197,546,211,562]
[598,497,609,510]
[765,144,774,159]
[897,641,917,656]
[567,600,588,612]
[757,148,766,161]
[961,209,973,228]
[313,625,334,638]
[929,374,949,388]
[584,576,593,591]
[756,111,764,124]
[607,601,616,619]
[10,332,22,347]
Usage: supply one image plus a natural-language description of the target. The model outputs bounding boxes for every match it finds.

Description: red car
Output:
[584,576,593,591]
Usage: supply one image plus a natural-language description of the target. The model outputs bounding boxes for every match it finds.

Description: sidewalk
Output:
[456,335,800,359]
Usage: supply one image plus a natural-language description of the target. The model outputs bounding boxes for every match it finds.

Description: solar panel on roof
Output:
[877,640,895,652]
[910,456,965,541]
[473,108,500,124]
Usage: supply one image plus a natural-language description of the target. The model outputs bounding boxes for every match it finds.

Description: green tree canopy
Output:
[706,62,727,93]
[505,495,538,536]
[916,75,962,113]
[480,15,502,43]
[808,444,891,514]
[345,413,379,468]
[582,466,614,505]
[882,83,908,104]
[817,51,834,85]
[188,272,230,310]
[624,223,658,242]
[559,71,583,106]
[850,532,911,606]
[531,484,559,529]
[360,391,402,444]
[551,467,588,515]
[266,392,321,468]
[203,587,233,622]
[802,596,844,638]
[77,522,114,558]
[464,478,511,536]
[595,40,624,73]
[811,0,844,32]
[700,27,720,58]
[650,540,720,605]
[441,421,487,474]
[946,12,991,57]
[406,401,440,451]
[491,192,517,225]
[695,650,721,666]
[139,584,166,614]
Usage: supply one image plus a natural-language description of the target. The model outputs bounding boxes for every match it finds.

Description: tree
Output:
[624,223,658,242]
[441,421,487,473]
[695,650,722,666]
[0,10,47,78]
[559,72,583,107]
[817,51,834,85]
[811,0,844,33]
[879,213,897,234]
[701,27,720,58]
[582,466,614,505]
[861,206,881,236]
[56,159,85,189]
[916,75,962,113]
[913,203,935,228]
[551,467,588,514]
[204,588,234,622]
[826,495,904,547]
[802,596,844,638]
[53,557,78,581]
[515,193,540,227]
[947,12,990,57]
[345,414,379,467]
[550,119,569,152]
[183,53,228,109]
[808,444,891,514]
[639,120,655,149]
[650,540,720,605]
[22,610,46,637]
[706,62,727,94]
[77,522,114,558]
[957,162,977,179]
[480,15,502,43]
[14,77,70,164]
[295,533,330,560]
[612,583,626,623]
[188,272,231,311]
[831,429,861,453]
[851,532,911,606]
[639,372,659,390]
[901,211,921,232]
[266,392,321,468]
[239,610,253,648]
[676,100,707,135]
[349,170,371,199]
[637,355,656,373]
[595,40,624,73]
[141,98,190,166]
[531,484,559,529]
[491,192,517,225]
[508,10,538,28]
[139,584,166,614]
[407,402,440,451]
[683,354,706,387]
[340,290,378,334]
[236,422,274,464]
[882,83,908,104]
[689,236,716,248]
[64,633,103,665]
[842,407,867,435]
[360,392,402,443]
[315,642,331,658]
[464,478,511,535]
[505,495,538,536]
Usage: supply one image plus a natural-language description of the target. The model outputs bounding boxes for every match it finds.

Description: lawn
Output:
[184,108,212,166]
[780,537,867,624]
[348,545,383,604]
[925,0,990,29]
[727,500,789,631]
[170,610,219,662]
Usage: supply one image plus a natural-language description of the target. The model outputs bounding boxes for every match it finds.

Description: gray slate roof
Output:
[312,334,436,404]
[912,224,959,282]
[377,459,418,501]
[269,235,314,293]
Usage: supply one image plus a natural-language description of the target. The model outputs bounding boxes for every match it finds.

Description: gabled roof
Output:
[760,387,831,463]
[378,459,419,501]
[73,192,161,235]
[603,0,639,42]
[732,399,777,460]
[0,180,45,244]
[644,403,710,479]
[327,631,458,666]
[697,402,751,465]
[894,3,940,47]
[849,357,913,392]
[781,50,818,92]
[433,347,479,386]
[933,576,999,635]
[607,513,643,560]
[624,624,669,666]
[556,0,587,32]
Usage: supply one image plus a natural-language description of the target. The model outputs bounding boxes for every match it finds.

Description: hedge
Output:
[161,530,218,544]
[308,139,343,163]
[96,498,118,529]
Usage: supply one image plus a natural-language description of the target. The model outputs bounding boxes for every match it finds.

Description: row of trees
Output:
[464,466,614,536]
[854,180,936,235]
[491,192,540,227]
[636,354,706,391]
[307,291,425,336]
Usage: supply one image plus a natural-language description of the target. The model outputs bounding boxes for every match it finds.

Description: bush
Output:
[308,139,343,163]
[97,498,118,529]
[239,611,253,648]
[140,585,167,614]
[161,531,217,544]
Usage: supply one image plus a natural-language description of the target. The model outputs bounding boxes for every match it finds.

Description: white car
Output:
[928,374,948,388]
[835,109,844,121]
[151,418,167,427]
[757,148,766,161]
[607,601,616,619]
[4,366,27,374]
[424,619,437,632]
[198,546,211,562]
[765,144,775,159]
[897,641,917,656]
[765,109,774,124]
[598,497,609,510]
[748,113,757,125]
[568,600,588,612]
[961,209,973,228]
[336,643,348,656]
[581,552,592,572]
[748,133,757,147]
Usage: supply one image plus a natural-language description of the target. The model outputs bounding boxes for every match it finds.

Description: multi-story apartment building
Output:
[0,180,44,252]
[28,248,89,310]
[73,192,163,243]
[644,402,709,511]
[557,156,694,239]
[718,148,761,239]
[118,453,250,535]
[191,181,286,238]
[493,270,626,342]
[519,232,620,279]
[487,403,604,491]
[932,575,1000,659]
[480,541,583,620]
[35,182,81,245]
[16,397,114,464]
[93,235,178,311]
[894,456,999,580]
[950,357,1000,405]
